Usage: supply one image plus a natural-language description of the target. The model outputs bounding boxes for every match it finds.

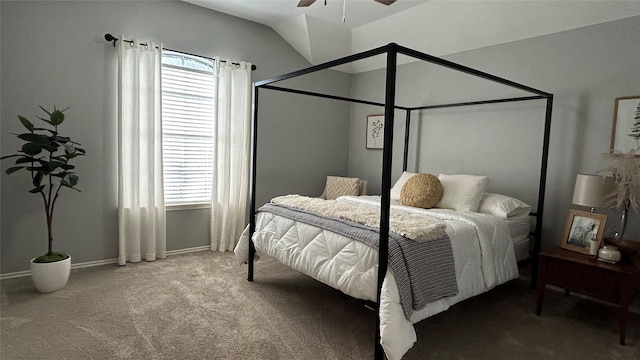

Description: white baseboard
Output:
[0,246,211,281]
[166,245,210,256]
[0,270,31,280]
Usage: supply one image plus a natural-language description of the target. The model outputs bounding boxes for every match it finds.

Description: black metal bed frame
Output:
[247,43,553,359]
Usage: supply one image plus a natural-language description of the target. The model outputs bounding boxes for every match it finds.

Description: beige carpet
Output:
[1,251,638,360]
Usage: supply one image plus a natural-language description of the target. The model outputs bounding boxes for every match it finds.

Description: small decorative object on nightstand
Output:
[605,237,640,263]
[588,238,600,255]
[597,245,621,263]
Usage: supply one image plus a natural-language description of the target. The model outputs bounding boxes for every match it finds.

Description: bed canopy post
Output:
[402,110,411,172]
[374,42,399,360]
[247,84,259,282]
[531,95,554,288]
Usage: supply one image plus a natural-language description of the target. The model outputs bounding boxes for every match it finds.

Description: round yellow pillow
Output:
[400,173,443,208]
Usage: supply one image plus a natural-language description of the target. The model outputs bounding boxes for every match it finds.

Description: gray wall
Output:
[348,16,640,248]
[3,1,637,274]
[1,0,351,273]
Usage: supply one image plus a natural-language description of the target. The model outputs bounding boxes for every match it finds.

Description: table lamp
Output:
[572,174,616,213]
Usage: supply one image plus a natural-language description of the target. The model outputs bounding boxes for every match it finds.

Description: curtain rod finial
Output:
[104,33,118,47]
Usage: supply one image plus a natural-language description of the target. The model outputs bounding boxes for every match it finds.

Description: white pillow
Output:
[478,193,532,219]
[436,174,491,212]
[390,171,416,201]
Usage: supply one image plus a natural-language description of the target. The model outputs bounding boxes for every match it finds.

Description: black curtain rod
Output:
[104,33,256,71]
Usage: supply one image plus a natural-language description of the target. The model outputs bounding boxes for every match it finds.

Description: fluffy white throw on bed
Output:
[270,195,447,242]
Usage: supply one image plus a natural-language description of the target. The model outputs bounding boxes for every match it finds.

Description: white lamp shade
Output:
[572,174,616,208]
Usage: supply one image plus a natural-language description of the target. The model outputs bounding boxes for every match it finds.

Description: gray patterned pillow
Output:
[324,176,361,200]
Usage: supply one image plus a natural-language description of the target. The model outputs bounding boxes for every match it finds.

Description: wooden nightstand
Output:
[536,246,640,345]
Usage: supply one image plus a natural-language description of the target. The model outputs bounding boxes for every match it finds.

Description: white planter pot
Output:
[30,255,71,293]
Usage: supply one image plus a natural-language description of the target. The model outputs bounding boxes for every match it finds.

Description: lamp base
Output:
[609,204,629,241]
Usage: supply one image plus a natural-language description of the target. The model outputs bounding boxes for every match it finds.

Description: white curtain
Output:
[210,59,252,252]
[117,36,166,265]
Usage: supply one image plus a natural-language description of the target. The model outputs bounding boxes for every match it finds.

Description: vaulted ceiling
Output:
[184,0,640,73]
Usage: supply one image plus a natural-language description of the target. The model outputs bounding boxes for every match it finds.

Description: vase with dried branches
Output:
[603,149,640,259]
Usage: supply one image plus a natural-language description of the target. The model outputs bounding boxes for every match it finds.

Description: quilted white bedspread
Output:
[235,195,518,360]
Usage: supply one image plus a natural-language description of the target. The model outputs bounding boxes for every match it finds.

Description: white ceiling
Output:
[184,0,429,28]
[184,0,640,73]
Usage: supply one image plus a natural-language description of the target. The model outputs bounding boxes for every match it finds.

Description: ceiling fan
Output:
[297,0,397,7]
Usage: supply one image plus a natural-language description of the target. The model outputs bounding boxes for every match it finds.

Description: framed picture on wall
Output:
[610,95,640,155]
[366,114,384,150]
[560,209,607,255]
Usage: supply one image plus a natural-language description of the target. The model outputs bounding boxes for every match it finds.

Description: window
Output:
[161,51,216,206]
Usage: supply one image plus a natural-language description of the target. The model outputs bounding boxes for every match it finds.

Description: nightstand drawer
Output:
[544,257,621,303]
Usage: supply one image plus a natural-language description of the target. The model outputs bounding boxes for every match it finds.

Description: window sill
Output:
[166,203,211,212]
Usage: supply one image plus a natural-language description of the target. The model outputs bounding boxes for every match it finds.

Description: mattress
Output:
[354,195,532,261]
[506,217,532,261]
[235,195,519,360]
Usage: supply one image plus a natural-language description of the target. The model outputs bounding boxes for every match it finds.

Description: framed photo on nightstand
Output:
[561,209,607,255]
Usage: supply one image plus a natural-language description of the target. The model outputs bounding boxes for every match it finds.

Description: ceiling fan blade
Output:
[297,0,317,7]
[374,0,397,5]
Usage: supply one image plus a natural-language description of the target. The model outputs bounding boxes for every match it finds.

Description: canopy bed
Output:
[239,43,553,360]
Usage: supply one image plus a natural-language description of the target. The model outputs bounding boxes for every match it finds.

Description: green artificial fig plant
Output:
[1,106,85,263]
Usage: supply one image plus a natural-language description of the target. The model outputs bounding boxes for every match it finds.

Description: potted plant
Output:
[1,106,85,292]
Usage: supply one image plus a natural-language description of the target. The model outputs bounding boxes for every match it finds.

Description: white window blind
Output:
[161,51,216,206]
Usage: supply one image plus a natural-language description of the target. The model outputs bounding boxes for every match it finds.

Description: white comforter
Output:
[235,195,518,360]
